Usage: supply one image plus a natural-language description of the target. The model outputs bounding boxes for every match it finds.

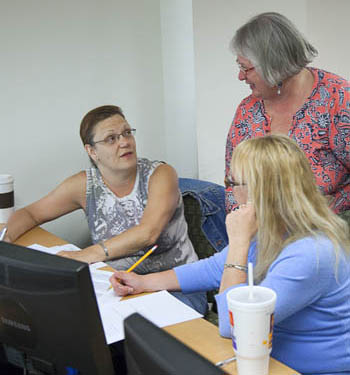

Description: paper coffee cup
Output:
[227,286,276,375]
[0,175,14,224]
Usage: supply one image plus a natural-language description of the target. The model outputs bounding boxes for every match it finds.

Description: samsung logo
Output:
[0,316,31,332]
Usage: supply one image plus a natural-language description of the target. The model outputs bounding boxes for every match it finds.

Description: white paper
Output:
[97,287,122,306]
[99,290,203,344]
[27,244,202,346]
[89,261,110,271]
[27,243,115,301]
[28,243,81,254]
[89,267,115,298]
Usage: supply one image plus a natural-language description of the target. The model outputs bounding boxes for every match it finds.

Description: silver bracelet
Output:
[0,227,8,241]
[224,263,248,273]
[98,241,109,258]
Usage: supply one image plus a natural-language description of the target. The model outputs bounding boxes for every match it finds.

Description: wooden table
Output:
[13,226,299,375]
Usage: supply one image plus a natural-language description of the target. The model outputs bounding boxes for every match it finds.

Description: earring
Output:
[277,82,282,95]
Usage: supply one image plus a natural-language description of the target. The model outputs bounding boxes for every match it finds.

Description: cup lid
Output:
[0,175,14,184]
[227,286,276,311]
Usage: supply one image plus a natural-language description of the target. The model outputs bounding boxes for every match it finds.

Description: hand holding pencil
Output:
[109,245,158,293]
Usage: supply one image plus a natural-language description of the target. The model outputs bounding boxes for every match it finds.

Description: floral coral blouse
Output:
[225,68,350,214]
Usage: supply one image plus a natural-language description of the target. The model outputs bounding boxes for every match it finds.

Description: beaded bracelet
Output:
[224,264,248,273]
[98,241,109,258]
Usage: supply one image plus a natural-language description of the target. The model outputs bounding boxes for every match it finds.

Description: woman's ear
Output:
[85,144,98,163]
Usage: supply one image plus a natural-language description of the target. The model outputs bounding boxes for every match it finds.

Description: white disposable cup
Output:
[226,286,276,375]
[0,175,14,224]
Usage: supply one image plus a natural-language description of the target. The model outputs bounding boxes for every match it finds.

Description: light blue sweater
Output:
[174,236,350,375]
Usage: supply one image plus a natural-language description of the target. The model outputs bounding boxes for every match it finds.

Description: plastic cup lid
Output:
[0,175,14,184]
[227,286,276,311]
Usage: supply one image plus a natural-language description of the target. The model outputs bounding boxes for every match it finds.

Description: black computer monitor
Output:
[124,313,227,375]
[0,241,115,375]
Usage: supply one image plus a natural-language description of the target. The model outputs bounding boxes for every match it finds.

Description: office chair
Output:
[182,194,219,325]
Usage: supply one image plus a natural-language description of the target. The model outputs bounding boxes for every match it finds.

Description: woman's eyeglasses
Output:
[237,62,255,75]
[91,128,136,146]
[224,176,247,189]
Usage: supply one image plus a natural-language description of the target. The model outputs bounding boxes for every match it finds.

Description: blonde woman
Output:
[111,135,350,375]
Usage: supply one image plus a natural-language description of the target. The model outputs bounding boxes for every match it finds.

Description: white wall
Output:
[193,0,350,184]
[305,0,350,78]
[160,0,198,178]
[1,0,166,246]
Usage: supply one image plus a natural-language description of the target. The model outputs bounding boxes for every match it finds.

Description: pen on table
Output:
[0,227,7,241]
[108,244,158,290]
[215,356,236,367]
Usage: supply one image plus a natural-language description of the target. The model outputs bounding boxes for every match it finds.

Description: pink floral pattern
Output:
[225,68,350,214]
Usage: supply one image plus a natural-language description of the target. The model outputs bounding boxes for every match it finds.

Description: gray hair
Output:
[230,12,318,86]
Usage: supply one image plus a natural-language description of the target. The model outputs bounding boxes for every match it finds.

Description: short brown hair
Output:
[80,105,125,146]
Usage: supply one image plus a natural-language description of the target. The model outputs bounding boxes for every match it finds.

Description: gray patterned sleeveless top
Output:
[85,158,198,273]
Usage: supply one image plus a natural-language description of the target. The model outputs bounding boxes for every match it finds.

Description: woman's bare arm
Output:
[5,172,86,242]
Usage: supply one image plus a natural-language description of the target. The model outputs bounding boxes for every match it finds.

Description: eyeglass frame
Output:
[224,176,247,189]
[91,128,136,146]
[236,61,255,75]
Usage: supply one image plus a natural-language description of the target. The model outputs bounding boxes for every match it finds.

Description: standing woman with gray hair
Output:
[225,12,350,223]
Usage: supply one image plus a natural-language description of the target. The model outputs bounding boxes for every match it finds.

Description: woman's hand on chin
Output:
[226,202,257,245]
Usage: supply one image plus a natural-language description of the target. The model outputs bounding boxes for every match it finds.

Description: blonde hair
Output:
[231,135,349,282]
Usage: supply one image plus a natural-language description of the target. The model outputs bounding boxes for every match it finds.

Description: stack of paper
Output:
[28,244,117,302]
[27,244,203,344]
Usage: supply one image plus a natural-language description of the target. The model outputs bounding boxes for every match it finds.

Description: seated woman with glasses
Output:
[5,105,207,314]
[225,12,350,225]
[110,135,350,374]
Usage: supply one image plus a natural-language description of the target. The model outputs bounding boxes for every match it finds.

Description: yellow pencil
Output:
[126,245,158,273]
[108,245,158,290]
